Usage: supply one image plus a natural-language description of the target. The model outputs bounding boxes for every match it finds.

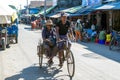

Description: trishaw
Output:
[37,39,75,78]
[0,15,11,50]
[0,4,18,50]
[0,23,18,50]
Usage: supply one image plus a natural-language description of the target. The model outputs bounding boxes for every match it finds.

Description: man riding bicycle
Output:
[56,12,71,67]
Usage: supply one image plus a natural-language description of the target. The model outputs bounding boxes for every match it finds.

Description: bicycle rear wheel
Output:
[38,44,43,68]
[67,50,75,77]
[39,54,43,68]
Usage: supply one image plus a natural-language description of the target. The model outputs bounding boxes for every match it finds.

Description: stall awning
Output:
[0,15,11,24]
[0,4,17,23]
[48,12,70,18]
[79,11,92,15]
[60,6,82,14]
[0,5,16,16]
[49,13,61,18]
[94,1,120,10]
[74,4,103,15]
[36,5,57,16]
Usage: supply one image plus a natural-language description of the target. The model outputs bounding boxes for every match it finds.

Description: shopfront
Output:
[112,10,120,31]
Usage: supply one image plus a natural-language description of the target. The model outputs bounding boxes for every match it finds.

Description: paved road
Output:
[0,24,120,80]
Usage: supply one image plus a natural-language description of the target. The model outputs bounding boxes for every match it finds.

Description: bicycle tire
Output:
[67,50,75,77]
[38,43,43,68]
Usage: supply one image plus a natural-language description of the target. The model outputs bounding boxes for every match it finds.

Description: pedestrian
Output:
[99,28,106,44]
[74,19,83,42]
[91,23,96,31]
[67,20,75,41]
[105,30,111,45]
[41,17,46,29]
[91,30,97,42]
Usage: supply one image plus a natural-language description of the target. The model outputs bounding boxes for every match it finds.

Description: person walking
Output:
[74,19,83,42]
[99,28,106,44]
[91,23,96,31]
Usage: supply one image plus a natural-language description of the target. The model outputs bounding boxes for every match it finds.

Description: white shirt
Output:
[91,24,95,30]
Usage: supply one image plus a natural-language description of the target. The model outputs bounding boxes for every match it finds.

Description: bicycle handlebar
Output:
[56,39,69,48]
[56,39,66,43]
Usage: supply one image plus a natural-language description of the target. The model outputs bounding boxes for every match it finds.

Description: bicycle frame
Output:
[109,32,120,50]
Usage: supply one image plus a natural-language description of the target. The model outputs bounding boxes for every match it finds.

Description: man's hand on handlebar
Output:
[43,39,50,42]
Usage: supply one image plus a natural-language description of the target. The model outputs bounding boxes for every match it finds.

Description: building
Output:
[29,0,53,8]
[57,0,82,9]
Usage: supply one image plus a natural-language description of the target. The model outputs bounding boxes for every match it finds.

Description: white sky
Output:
[0,0,58,9]
[0,0,44,9]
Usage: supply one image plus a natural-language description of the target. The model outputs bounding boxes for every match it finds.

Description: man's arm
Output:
[42,28,46,41]
[55,21,60,40]
[56,26,60,40]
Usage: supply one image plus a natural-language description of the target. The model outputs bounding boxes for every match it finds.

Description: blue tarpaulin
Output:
[7,24,18,36]
[76,4,102,15]
[29,8,39,14]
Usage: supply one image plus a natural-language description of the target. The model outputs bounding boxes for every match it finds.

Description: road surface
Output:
[0,24,120,80]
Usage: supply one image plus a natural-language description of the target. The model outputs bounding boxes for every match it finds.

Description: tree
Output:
[9,5,17,10]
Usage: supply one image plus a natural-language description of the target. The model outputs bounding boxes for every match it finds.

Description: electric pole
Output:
[44,0,46,18]
[26,0,29,14]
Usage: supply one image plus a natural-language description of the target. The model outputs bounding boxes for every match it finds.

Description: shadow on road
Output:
[5,64,71,80]
[0,48,3,51]
[77,42,120,63]
[24,27,33,31]
[24,27,41,32]
[0,47,11,51]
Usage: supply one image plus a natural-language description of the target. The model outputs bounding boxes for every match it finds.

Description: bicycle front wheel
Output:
[67,50,75,77]
[109,38,116,50]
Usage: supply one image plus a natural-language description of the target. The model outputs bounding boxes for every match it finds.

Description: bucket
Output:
[99,40,105,44]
